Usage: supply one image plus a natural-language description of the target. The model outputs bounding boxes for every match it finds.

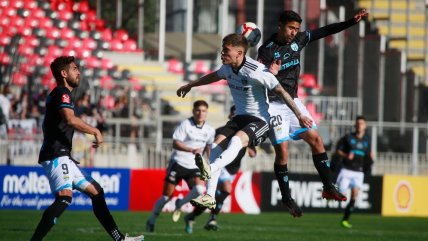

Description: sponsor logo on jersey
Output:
[291,42,299,51]
[283,53,290,60]
[280,59,300,70]
[266,42,274,48]
[61,94,70,104]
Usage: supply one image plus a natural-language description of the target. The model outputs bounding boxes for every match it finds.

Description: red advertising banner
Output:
[129,169,261,213]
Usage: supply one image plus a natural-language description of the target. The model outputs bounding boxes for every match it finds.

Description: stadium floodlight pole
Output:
[399,52,407,135]
[337,6,345,98]
[377,35,386,135]
[255,0,264,51]
[216,0,229,66]
[116,0,122,29]
[357,20,365,115]
[158,0,166,63]
[185,0,193,64]
[411,126,419,175]
[317,0,326,87]
[299,0,307,73]
[138,0,144,51]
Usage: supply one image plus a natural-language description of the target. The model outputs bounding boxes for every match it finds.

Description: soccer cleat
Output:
[341,220,352,229]
[204,218,219,231]
[145,221,154,233]
[322,186,347,201]
[283,198,303,217]
[123,234,145,241]
[184,214,195,234]
[190,194,216,210]
[195,153,211,180]
[172,198,182,222]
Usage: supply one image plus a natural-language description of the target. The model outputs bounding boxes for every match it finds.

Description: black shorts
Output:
[165,161,201,186]
[217,115,269,147]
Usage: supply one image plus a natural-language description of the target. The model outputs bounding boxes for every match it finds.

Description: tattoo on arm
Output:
[274,85,302,118]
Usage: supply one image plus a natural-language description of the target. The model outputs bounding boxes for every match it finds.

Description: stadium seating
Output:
[358,0,427,80]
[0,0,143,91]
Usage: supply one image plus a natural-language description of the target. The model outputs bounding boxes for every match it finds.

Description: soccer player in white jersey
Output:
[146,100,215,232]
[176,33,313,209]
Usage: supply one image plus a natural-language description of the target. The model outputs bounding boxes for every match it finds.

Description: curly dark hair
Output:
[50,56,76,82]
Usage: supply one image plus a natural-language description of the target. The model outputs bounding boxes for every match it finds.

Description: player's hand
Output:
[348,152,355,160]
[191,147,204,154]
[93,129,103,148]
[177,84,191,98]
[354,9,368,22]
[269,59,281,75]
[298,116,313,129]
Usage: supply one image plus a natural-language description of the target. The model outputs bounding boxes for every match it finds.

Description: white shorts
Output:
[336,168,364,193]
[268,98,317,145]
[218,168,235,184]
[41,156,94,194]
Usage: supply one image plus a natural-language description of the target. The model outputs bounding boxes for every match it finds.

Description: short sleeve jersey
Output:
[336,132,371,172]
[216,57,279,122]
[39,87,75,163]
[171,117,215,169]
[258,31,311,100]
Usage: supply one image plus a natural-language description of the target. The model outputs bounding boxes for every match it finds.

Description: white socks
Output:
[206,136,243,197]
[210,136,243,173]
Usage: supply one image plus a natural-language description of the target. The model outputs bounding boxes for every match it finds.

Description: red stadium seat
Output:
[23,0,37,10]
[0,0,8,8]
[9,0,23,9]
[110,39,123,51]
[86,56,100,68]
[23,36,39,47]
[0,17,10,27]
[60,27,75,39]
[58,9,73,21]
[24,17,39,28]
[75,48,91,58]
[194,60,209,74]
[101,29,112,41]
[18,25,32,37]
[0,53,11,64]
[115,29,129,42]
[0,34,11,46]
[75,0,90,13]
[12,72,27,86]
[123,39,137,52]
[68,37,82,49]
[2,7,17,17]
[30,7,45,19]
[100,58,114,70]
[39,17,53,30]
[18,44,33,56]
[167,58,184,74]
[9,15,24,28]
[100,75,114,90]
[82,38,97,50]
[129,77,143,91]
[62,48,77,57]
[45,28,60,39]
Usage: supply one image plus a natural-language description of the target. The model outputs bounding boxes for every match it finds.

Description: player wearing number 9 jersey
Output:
[31,56,143,241]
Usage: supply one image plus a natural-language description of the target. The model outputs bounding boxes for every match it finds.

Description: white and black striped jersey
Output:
[216,57,279,122]
[171,117,215,169]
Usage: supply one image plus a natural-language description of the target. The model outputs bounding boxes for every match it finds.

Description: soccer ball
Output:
[236,22,262,47]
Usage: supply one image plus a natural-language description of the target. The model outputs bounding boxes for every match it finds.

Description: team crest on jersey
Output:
[290,42,299,51]
[274,52,280,59]
[62,94,70,103]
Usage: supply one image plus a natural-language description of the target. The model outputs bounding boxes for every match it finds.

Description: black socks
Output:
[274,163,292,200]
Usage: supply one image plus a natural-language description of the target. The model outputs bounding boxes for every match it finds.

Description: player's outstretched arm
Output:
[60,108,103,147]
[177,72,221,98]
[272,84,313,128]
[309,9,368,43]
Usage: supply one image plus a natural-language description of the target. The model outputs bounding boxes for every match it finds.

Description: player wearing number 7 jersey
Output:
[30,56,143,241]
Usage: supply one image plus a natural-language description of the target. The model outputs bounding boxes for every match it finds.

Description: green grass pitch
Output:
[1,210,427,241]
